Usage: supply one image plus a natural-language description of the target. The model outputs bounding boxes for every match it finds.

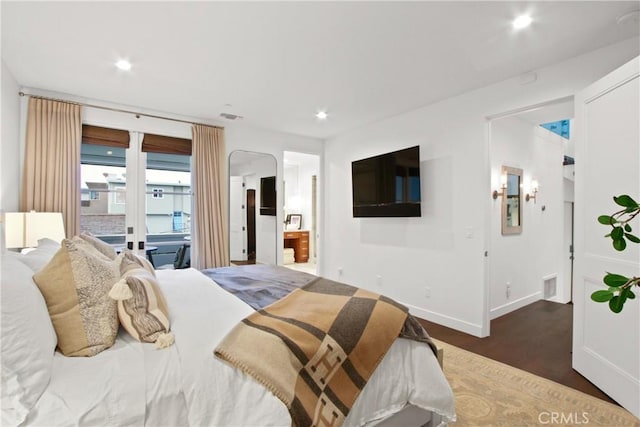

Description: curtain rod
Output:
[18,91,223,130]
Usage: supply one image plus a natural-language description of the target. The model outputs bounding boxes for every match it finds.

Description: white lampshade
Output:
[499,173,508,188]
[3,211,66,248]
[531,179,539,192]
[4,212,26,249]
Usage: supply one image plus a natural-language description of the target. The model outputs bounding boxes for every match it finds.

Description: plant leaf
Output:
[614,195,638,208]
[598,215,615,225]
[609,295,624,313]
[611,227,624,240]
[621,287,634,300]
[613,238,627,251]
[591,290,614,302]
[624,224,632,232]
[603,273,629,287]
[625,233,640,244]
[628,290,636,300]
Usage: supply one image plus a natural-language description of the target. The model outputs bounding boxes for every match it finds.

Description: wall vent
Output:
[543,275,557,299]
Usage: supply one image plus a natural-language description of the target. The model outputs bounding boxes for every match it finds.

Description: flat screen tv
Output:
[259,176,276,216]
[351,146,421,217]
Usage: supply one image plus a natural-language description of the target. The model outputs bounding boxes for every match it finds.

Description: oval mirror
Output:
[229,150,277,264]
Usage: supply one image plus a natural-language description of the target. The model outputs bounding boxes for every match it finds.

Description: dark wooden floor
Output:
[418,300,617,405]
[230,259,256,265]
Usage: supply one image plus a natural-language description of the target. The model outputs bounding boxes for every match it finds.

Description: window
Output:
[80,144,127,243]
[79,126,192,267]
[540,119,570,139]
[145,152,191,236]
[114,187,126,204]
[80,125,130,245]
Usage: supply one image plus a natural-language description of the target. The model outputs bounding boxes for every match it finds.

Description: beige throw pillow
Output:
[115,268,173,347]
[33,238,120,357]
[78,232,117,260]
[118,249,156,277]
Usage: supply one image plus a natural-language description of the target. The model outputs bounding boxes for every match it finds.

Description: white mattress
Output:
[27,268,455,426]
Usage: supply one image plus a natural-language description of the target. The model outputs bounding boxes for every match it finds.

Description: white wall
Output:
[322,38,639,337]
[1,61,21,212]
[490,118,565,318]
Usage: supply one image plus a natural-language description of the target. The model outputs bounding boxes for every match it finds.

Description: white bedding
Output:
[26,268,455,426]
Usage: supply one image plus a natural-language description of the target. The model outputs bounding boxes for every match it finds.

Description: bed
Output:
[1,239,455,427]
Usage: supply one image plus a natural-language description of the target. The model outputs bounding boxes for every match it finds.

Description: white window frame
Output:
[114,187,127,205]
[152,188,164,199]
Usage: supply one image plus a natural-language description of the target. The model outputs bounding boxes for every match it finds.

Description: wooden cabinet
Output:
[284,230,309,263]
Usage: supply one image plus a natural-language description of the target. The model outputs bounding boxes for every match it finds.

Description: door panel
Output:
[573,56,639,417]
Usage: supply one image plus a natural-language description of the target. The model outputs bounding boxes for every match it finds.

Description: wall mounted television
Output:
[351,146,421,217]
[259,176,276,216]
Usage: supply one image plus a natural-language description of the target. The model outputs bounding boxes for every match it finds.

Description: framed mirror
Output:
[229,150,277,264]
[501,165,523,235]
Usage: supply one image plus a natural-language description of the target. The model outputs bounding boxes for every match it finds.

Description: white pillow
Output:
[16,238,61,272]
[1,253,57,425]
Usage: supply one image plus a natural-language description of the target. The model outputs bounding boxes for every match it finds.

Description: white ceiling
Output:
[2,1,639,140]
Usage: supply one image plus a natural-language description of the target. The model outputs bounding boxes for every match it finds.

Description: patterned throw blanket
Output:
[214,276,436,427]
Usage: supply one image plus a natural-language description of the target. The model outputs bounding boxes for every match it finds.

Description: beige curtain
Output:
[21,98,82,238]
[191,124,229,268]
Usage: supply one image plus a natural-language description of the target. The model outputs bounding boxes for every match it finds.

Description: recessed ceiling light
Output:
[513,15,532,30]
[315,111,328,120]
[115,59,132,71]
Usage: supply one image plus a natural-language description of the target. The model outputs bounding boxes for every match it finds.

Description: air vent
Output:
[220,112,243,121]
[543,275,557,299]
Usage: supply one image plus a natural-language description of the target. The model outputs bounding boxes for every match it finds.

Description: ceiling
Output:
[2,2,639,140]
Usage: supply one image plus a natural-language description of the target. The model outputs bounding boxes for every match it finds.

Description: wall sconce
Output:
[526,180,539,203]
[492,173,507,199]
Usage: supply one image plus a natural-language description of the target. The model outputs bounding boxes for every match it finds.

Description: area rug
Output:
[435,339,640,427]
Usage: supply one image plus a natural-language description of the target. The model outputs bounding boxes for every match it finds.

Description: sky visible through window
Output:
[540,119,570,139]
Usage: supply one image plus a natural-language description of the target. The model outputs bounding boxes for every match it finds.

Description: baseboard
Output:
[574,346,640,418]
[490,292,541,320]
[545,295,571,304]
[404,303,484,337]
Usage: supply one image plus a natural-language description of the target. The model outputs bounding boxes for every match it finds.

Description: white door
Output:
[229,176,246,261]
[573,56,639,417]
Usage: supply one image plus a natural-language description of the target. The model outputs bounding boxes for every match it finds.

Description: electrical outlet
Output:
[425,287,431,298]
[506,282,511,299]
[338,267,343,276]
[376,275,383,287]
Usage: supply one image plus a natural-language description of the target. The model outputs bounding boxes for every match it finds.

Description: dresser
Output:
[283,230,309,263]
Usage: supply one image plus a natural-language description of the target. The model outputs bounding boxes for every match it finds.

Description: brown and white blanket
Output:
[214,275,436,427]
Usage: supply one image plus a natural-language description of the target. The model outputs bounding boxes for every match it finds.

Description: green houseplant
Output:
[591,195,639,313]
